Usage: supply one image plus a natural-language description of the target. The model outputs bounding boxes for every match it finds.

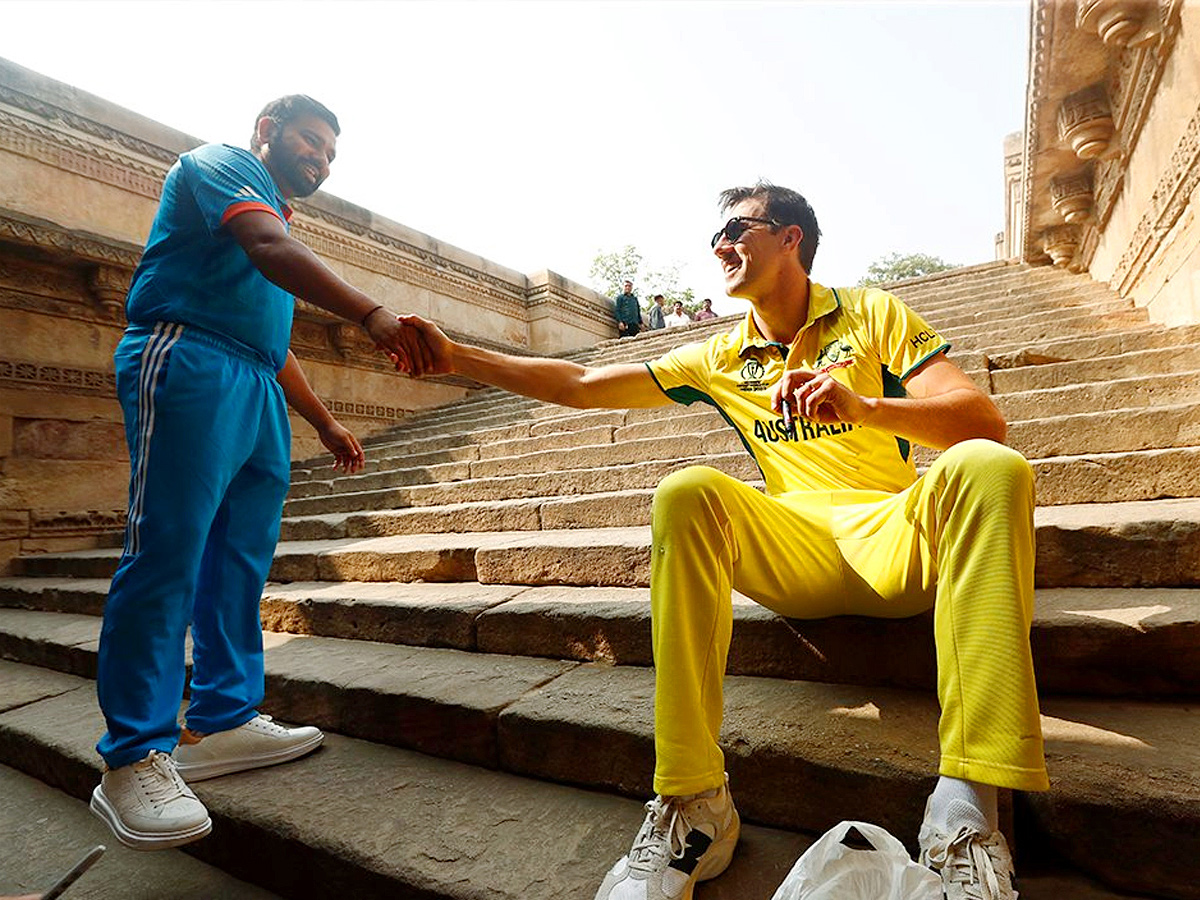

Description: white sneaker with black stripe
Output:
[594,776,740,900]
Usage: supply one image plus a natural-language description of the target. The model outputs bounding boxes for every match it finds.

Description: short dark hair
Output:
[251,95,340,150]
[654,294,665,301]
[718,180,821,273]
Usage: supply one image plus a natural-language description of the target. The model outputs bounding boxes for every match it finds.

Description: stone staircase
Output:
[2,259,1198,899]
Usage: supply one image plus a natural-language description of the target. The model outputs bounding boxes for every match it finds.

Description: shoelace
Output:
[626,796,694,874]
[135,751,190,810]
[252,714,289,735]
[925,826,1011,900]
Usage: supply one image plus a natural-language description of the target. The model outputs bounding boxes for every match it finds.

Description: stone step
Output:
[991,342,1200,394]
[993,370,1200,420]
[908,279,1120,319]
[12,499,1200,590]
[3,577,1194,699]
[984,322,1200,368]
[0,661,803,900]
[923,296,1134,336]
[0,646,1191,898]
[0,762,282,899]
[938,308,1149,349]
[287,399,1200,513]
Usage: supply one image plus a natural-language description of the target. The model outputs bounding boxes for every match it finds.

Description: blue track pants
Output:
[96,322,291,769]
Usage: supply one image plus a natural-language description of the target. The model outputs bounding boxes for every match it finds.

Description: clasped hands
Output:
[362,310,452,378]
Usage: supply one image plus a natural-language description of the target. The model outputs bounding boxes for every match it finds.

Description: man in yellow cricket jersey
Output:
[400,181,1046,900]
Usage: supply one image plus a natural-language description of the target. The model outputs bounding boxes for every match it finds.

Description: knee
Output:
[652,466,730,530]
[936,439,1034,497]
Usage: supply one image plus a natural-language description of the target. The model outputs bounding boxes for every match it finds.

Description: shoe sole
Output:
[174,731,324,782]
[90,785,212,851]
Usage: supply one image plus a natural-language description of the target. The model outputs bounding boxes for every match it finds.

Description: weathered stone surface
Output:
[1035,499,1200,587]
[0,657,86,712]
[1009,402,1200,457]
[258,634,576,768]
[0,575,109,615]
[991,343,1200,393]
[11,418,127,461]
[475,527,652,587]
[0,763,282,899]
[0,608,101,677]
[996,371,1200,420]
[0,678,809,900]
[1032,446,1200,506]
[259,580,520,649]
[538,490,656,529]
[1035,696,1200,899]
[477,424,616,460]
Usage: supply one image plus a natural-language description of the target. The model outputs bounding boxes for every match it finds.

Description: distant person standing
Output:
[664,300,691,327]
[614,280,641,338]
[694,298,718,320]
[647,293,667,330]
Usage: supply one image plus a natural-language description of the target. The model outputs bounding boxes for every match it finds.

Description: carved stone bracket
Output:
[1050,170,1095,223]
[1059,83,1116,160]
[1076,0,1162,48]
[328,323,360,357]
[88,265,131,319]
[1043,225,1082,269]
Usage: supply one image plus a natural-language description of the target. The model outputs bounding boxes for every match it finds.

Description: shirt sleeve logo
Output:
[234,185,264,201]
[815,338,856,369]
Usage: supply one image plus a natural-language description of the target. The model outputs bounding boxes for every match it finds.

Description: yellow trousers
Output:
[649,438,1048,796]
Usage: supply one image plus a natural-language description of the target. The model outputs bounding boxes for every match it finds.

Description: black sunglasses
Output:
[711,216,781,249]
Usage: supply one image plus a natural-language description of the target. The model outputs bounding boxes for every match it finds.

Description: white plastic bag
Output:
[770,820,942,900]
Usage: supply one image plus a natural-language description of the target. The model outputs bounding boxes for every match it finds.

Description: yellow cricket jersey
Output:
[645,282,950,496]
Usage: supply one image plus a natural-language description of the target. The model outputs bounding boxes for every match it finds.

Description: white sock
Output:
[927,776,998,833]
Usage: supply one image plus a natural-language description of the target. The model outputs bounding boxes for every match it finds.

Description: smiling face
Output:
[258,113,338,199]
[712,198,793,301]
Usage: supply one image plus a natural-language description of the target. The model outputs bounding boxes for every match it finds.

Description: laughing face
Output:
[260,113,338,199]
[712,198,788,301]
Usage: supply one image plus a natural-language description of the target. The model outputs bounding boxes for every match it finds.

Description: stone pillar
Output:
[1050,171,1095,224]
[1058,84,1115,160]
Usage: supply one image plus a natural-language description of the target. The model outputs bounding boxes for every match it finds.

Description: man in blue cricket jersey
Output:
[89,95,431,850]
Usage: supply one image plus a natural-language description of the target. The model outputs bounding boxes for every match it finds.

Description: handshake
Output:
[360,309,452,378]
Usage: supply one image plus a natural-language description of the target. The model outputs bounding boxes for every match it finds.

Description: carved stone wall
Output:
[0,56,615,568]
[1022,0,1198,325]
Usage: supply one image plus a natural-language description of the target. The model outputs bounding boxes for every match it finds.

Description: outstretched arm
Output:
[399,315,669,409]
[225,211,433,376]
[770,353,1006,450]
[277,350,365,472]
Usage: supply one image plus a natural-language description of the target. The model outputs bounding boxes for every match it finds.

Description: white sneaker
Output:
[90,750,212,850]
[918,797,1019,900]
[594,777,740,900]
[173,714,323,781]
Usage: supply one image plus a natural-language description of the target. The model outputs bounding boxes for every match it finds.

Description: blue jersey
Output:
[125,144,295,371]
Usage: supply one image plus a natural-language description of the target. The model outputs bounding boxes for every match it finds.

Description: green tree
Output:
[857,252,957,286]
[590,246,694,312]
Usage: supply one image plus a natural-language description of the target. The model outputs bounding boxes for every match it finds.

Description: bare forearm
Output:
[450,343,601,407]
[277,351,336,430]
[859,389,1007,449]
[247,235,377,325]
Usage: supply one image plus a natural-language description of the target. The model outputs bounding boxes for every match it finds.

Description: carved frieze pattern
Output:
[319,398,408,423]
[0,109,167,200]
[0,84,180,164]
[0,212,142,268]
[1113,100,1200,293]
[0,358,117,395]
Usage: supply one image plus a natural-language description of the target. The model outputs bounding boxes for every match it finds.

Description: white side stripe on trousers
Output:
[125,322,185,556]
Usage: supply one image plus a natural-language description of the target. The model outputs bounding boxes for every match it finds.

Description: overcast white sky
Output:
[3,0,1029,313]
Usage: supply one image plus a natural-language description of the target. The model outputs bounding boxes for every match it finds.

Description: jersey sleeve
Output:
[645,339,714,405]
[178,145,285,235]
[867,288,951,382]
